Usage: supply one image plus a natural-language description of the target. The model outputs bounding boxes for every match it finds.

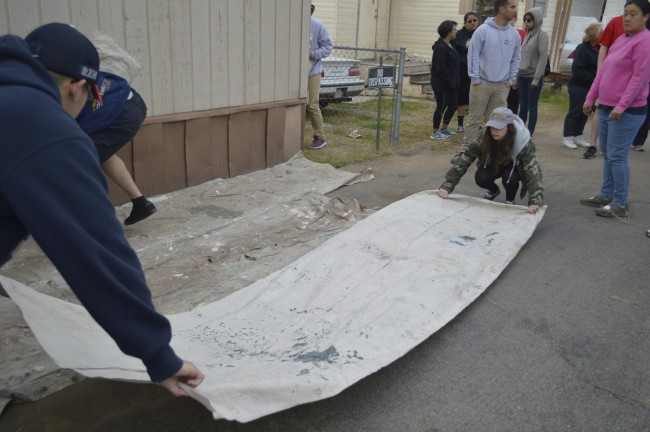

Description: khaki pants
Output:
[307,74,325,139]
[463,83,509,150]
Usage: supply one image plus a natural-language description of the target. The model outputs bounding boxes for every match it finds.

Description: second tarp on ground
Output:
[2,192,545,422]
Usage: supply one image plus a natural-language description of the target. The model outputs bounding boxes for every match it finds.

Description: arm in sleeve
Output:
[467,28,482,84]
[431,45,449,85]
[0,217,29,267]
[614,42,650,113]
[510,34,522,84]
[313,26,333,60]
[2,139,183,382]
[518,142,544,206]
[440,141,480,193]
[533,32,549,82]
[585,65,604,107]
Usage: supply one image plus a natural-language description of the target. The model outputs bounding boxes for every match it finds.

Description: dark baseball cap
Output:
[25,23,102,104]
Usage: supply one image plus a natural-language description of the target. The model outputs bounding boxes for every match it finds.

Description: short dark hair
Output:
[464,12,478,23]
[437,20,457,38]
[494,0,509,14]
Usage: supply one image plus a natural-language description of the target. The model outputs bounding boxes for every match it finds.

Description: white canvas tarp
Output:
[2,192,545,422]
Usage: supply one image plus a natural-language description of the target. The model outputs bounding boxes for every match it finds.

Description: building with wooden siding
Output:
[1,0,311,203]
[314,0,574,71]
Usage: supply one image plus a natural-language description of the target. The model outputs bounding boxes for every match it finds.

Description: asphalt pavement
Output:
[1,126,649,431]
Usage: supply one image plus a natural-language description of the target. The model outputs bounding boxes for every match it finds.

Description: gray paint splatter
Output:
[293,345,339,363]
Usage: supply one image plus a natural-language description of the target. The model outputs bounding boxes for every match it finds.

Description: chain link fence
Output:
[309,46,406,151]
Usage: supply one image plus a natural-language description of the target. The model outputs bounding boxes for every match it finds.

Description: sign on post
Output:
[367,66,396,89]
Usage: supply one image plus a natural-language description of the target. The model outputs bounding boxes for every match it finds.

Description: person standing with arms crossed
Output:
[430,20,460,140]
[306,3,333,150]
[453,11,479,134]
[0,23,203,396]
[453,0,521,164]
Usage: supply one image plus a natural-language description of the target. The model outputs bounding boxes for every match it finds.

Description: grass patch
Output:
[305,90,569,167]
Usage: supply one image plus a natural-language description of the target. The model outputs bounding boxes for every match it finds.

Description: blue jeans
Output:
[598,106,646,206]
[517,76,543,135]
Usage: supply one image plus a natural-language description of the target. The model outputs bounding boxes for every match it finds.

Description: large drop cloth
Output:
[2,192,544,422]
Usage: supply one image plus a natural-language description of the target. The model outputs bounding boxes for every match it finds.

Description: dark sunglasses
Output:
[467,19,478,23]
[524,18,534,23]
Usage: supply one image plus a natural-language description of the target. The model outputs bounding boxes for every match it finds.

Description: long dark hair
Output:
[480,124,517,174]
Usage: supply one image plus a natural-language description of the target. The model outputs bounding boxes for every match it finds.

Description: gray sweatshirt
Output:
[468,17,521,85]
[518,8,549,81]
[309,17,333,77]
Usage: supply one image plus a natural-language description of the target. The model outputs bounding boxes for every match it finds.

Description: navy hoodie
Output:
[0,35,182,382]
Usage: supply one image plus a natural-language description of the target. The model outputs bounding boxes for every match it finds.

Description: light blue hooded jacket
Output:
[468,17,521,85]
[309,17,333,77]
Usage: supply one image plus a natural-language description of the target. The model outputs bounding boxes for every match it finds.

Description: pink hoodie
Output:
[585,29,650,113]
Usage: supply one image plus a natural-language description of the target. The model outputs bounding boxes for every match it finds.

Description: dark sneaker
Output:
[125,200,157,225]
[580,195,611,207]
[595,203,629,218]
[310,136,327,150]
[483,189,500,201]
[582,146,597,159]
[647,229,650,238]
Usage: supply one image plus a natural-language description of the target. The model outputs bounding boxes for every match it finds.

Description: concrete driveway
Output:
[1,125,649,431]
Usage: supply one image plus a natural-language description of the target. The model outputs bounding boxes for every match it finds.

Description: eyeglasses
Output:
[467,19,478,23]
[524,18,534,23]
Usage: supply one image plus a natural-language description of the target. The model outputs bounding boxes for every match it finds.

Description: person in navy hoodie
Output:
[76,32,156,225]
[0,23,203,395]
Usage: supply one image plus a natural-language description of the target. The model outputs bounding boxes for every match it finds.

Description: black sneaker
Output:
[125,200,157,225]
[483,189,501,201]
[582,146,597,159]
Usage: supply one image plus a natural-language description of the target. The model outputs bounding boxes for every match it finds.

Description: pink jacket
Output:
[585,29,650,113]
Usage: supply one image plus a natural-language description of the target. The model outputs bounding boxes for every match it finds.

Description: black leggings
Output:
[433,88,458,129]
[475,161,520,202]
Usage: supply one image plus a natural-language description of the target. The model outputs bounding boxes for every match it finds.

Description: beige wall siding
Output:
[335,2,358,46]
[1,0,310,116]
[390,0,464,59]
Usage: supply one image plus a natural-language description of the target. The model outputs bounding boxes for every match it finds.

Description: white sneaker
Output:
[562,137,578,149]
[573,135,591,148]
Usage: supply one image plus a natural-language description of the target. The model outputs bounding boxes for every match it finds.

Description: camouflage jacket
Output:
[440,138,544,206]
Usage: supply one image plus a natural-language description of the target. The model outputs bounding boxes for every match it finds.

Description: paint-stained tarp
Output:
[2,192,545,422]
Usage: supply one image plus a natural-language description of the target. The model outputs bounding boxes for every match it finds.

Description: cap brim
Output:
[485,119,508,129]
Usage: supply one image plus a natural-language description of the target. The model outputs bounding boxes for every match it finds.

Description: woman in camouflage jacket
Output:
[438,107,543,214]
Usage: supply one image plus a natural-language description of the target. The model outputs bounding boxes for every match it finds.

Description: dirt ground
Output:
[1,117,649,431]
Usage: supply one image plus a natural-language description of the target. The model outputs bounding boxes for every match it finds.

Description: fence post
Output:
[392,46,406,147]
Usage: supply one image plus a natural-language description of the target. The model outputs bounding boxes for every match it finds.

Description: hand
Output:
[528,205,539,214]
[438,189,449,199]
[160,360,205,397]
[309,51,314,60]
[511,83,518,90]
[531,84,537,89]
[609,109,622,120]
[473,82,482,86]
[583,105,592,116]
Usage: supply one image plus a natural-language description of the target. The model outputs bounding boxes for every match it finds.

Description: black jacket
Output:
[568,42,599,89]
[430,38,460,92]
[453,27,474,69]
